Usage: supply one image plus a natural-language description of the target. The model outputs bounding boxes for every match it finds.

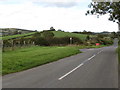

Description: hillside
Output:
[52,31,88,40]
[2,32,36,40]
[2,30,91,40]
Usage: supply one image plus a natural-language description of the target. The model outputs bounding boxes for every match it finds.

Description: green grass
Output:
[52,31,90,40]
[2,31,93,40]
[2,32,36,40]
[2,46,80,75]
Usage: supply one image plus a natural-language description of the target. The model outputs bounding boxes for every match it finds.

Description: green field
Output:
[3,46,80,75]
[2,31,89,40]
[52,31,88,40]
[2,32,36,40]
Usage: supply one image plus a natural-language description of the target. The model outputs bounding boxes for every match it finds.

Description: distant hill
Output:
[2,32,36,40]
[2,30,92,40]
[0,28,36,36]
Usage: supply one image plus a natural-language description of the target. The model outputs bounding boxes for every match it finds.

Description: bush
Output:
[72,37,83,44]
[33,32,41,37]
[3,36,83,48]
[118,39,120,45]
[47,37,83,45]
[33,37,49,46]
[32,36,83,46]
[99,38,113,45]
[3,40,12,47]
[41,31,54,39]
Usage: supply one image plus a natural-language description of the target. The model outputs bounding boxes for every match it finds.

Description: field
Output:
[2,46,80,75]
[2,32,36,40]
[2,31,89,40]
[52,31,88,40]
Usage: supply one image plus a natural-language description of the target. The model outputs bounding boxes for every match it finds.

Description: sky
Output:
[0,0,118,32]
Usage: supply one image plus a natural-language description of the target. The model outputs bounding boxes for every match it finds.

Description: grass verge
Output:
[2,46,80,75]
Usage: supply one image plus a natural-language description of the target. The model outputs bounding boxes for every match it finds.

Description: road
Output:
[2,40,118,88]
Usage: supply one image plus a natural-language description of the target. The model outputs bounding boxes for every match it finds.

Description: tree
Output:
[33,32,41,38]
[50,27,56,31]
[13,31,19,35]
[86,35,90,41]
[58,29,62,31]
[97,34,104,38]
[42,31,54,39]
[117,31,120,37]
[86,1,120,30]
[33,37,49,46]
[111,32,117,38]
[82,30,89,34]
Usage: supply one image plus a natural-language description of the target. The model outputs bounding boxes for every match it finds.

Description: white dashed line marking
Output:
[88,54,96,61]
[58,49,103,80]
[58,63,84,80]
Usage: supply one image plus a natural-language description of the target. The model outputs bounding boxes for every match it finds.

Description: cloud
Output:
[0,0,118,32]
[0,0,90,8]
[0,0,23,4]
[33,1,77,8]
[32,0,91,8]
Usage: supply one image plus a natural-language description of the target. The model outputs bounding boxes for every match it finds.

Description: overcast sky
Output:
[0,0,118,32]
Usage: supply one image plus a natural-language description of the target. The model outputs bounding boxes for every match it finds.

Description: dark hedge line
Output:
[3,36,83,47]
[30,36,83,46]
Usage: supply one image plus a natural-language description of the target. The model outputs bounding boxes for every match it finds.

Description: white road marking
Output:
[88,54,96,61]
[97,50,103,54]
[58,63,84,80]
[58,49,103,80]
